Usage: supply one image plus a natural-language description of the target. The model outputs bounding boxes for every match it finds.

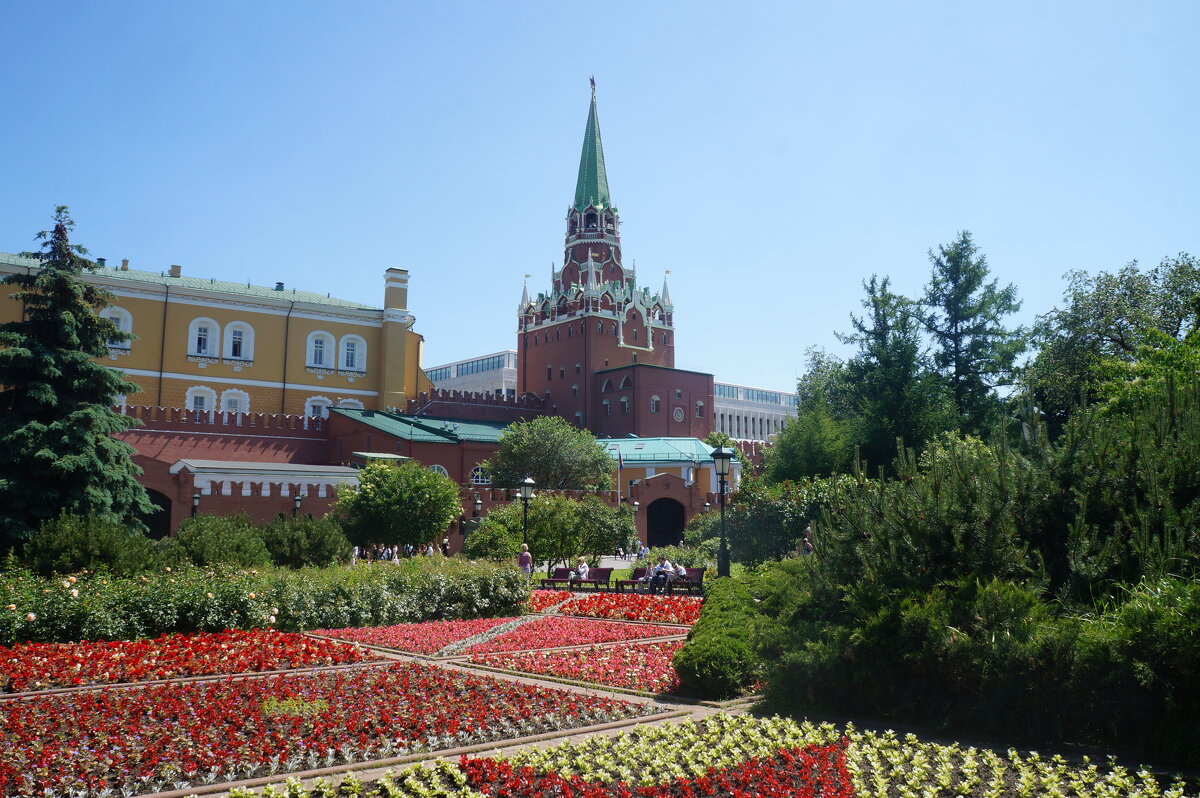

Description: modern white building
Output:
[712,382,798,442]
[424,350,518,396]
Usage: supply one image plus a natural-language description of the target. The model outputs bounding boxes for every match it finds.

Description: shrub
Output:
[175,513,272,568]
[20,513,184,576]
[259,515,352,568]
[673,578,760,698]
[634,546,711,570]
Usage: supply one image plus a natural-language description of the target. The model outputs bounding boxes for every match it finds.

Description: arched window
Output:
[574,411,584,424]
[100,307,133,349]
[620,396,630,414]
[650,395,660,413]
[619,376,632,390]
[572,384,579,398]
[340,334,367,372]
[695,401,706,418]
[306,396,333,418]
[602,399,612,416]
[224,322,255,361]
[188,318,220,357]
[185,386,217,412]
[469,465,491,485]
[601,379,613,392]
[337,398,365,410]
[220,389,250,414]
[306,331,335,368]
[597,321,603,333]
[428,464,449,477]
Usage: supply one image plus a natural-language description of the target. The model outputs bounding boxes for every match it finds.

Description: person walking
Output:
[517,543,533,577]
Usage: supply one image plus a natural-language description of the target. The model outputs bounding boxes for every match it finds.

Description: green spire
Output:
[573,80,611,212]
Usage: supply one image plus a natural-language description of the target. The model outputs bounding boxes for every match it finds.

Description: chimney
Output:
[274,282,285,291]
[168,264,182,278]
[120,259,129,271]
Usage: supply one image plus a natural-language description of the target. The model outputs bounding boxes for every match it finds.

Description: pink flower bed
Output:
[473,640,686,693]
[313,617,518,654]
[465,617,684,654]
[0,629,379,692]
[558,593,703,625]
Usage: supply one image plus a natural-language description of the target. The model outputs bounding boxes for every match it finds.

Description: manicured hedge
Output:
[0,559,528,645]
[672,577,761,698]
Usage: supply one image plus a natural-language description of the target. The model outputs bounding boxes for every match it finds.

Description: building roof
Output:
[0,251,376,310]
[573,88,612,212]
[597,437,725,465]
[332,408,509,444]
[168,459,360,480]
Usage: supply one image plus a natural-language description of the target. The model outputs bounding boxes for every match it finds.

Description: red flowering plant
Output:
[0,628,379,692]
[526,590,574,612]
[313,617,519,654]
[0,662,659,796]
[460,739,853,798]
[557,593,703,625]
[472,640,686,694]
[465,617,685,655]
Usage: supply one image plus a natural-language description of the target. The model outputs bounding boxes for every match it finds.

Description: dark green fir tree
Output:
[0,207,152,545]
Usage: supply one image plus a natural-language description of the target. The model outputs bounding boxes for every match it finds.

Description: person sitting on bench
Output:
[648,555,675,595]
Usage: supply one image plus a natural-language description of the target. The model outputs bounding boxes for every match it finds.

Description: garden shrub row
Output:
[0,558,528,645]
[671,577,761,698]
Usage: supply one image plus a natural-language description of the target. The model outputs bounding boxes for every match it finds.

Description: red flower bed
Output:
[527,590,574,612]
[473,640,685,693]
[460,739,853,797]
[465,617,684,654]
[0,662,656,796]
[313,617,518,654]
[558,593,704,625]
[0,629,378,692]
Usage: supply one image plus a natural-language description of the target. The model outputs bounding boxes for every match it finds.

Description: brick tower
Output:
[518,82,712,438]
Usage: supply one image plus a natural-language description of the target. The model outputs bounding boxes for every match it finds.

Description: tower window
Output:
[597,322,603,333]
[559,367,565,378]
[620,397,630,414]
[650,395,660,413]
[696,401,705,418]
[572,385,579,398]
[575,363,581,374]
[602,400,611,416]
[547,366,552,380]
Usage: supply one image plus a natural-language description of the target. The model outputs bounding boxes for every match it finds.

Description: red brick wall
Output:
[590,365,714,439]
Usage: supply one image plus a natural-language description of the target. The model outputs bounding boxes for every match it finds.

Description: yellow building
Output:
[0,252,432,416]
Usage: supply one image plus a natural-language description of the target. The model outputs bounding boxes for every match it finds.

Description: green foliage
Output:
[922,231,1025,435]
[259,514,352,568]
[673,578,761,698]
[20,512,184,576]
[0,207,152,544]
[175,513,273,568]
[335,460,461,549]
[722,476,850,566]
[633,545,711,570]
[481,416,613,489]
[0,558,528,645]
[465,493,632,573]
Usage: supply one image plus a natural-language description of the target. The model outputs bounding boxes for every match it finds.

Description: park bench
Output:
[572,567,613,592]
[615,567,648,593]
[539,567,573,589]
[670,566,706,595]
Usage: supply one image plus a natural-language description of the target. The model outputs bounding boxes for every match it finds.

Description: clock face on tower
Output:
[673,406,685,423]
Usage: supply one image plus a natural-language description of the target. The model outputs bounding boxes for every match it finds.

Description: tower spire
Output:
[661,270,673,306]
[573,79,611,212]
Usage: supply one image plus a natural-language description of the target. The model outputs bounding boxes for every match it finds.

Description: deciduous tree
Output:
[481,416,613,490]
[335,460,461,549]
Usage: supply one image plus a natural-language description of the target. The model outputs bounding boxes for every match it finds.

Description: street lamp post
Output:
[518,477,535,545]
[191,491,201,519]
[704,501,711,513]
[473,495,483,517]
[710,447,734,578]
[293,492,303,518]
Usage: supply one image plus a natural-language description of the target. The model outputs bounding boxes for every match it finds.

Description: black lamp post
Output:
[704,501,711,513]
[293,492,303,518]
[711,447,734,578]
[473,495,483,517]
[191,491,201,519]
[518,476,535,545]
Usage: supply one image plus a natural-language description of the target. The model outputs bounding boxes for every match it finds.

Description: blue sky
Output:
[2,1,1196,392]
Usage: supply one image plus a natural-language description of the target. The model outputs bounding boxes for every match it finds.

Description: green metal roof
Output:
[597,437,727,465]
[573,90,612,212]
[332,408,509,444]
[0,251,376,310]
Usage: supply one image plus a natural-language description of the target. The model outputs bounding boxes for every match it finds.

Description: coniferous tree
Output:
[922,232,1024,435]
[0,207,152,545]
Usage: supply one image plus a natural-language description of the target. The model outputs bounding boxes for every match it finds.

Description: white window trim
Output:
[306,330,336,368]
[339,334,368,372]
[306,395,333,418]
[188,317,221,357]
[650,394,660,413]
[223,321,255,361]
[220,389,251,414]
[337,398,365,410]
[185,385,218,413]
[428,464,449,477]
[469,465,491,485]
[101,307,133,349]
